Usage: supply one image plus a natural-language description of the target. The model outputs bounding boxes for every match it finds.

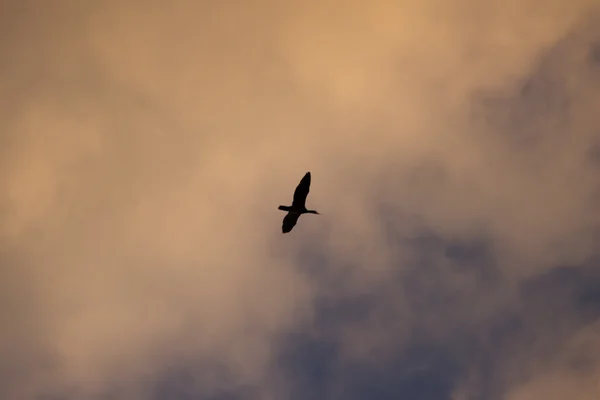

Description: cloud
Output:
[1,0,600,399]
[503,321,600,400]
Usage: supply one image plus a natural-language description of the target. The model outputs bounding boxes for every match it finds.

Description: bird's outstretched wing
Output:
[291,172,311,208]
[282,212,300,233]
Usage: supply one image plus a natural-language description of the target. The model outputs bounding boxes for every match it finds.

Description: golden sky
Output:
[1,1,600,399]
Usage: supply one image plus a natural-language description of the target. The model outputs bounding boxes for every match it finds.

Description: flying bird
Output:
[278,172,320,233]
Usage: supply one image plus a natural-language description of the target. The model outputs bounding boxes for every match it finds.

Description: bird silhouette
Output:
[278,172,320,233]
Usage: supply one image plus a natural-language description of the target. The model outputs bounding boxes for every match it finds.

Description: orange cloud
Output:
[1,0,599,398]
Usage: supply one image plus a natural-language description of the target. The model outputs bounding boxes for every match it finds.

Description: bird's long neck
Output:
[306,209,319,214]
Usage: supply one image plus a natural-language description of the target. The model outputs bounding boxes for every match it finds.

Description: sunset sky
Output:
[1,1,600,399]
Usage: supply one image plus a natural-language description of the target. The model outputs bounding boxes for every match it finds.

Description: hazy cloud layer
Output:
[1,1,600,399]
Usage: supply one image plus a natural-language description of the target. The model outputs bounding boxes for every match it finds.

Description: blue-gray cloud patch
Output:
[271,15,600,400]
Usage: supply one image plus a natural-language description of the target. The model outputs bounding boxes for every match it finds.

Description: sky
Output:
[1,0,600,399]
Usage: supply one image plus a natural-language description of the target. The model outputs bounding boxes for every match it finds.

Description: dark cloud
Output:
[276,15,600,400]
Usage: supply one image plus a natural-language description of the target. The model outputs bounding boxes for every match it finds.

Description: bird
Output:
[278,171,320,233]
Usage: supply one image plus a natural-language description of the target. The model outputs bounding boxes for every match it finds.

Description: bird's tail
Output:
[278,205,291,211]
